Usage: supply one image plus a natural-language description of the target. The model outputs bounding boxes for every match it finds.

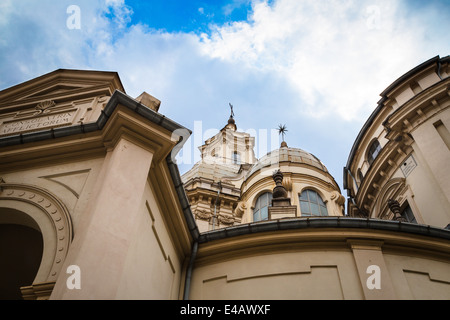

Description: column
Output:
[50,136,154,299]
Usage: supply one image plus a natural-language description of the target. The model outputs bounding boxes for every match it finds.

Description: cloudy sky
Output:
[1,0,449,191]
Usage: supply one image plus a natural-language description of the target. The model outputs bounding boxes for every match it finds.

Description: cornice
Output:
[344,55,449,191]
[0,87,200,246]
[354,142,413,215]
[348,78,450,215]
[194,217,450,266]
[384,78,450,135]
[0,69,125,105]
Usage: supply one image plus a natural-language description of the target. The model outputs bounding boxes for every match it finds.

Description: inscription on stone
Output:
[0,111,76,136]
[400,155,417,177]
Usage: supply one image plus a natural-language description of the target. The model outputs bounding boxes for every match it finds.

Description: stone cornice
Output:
[195,217,450,266]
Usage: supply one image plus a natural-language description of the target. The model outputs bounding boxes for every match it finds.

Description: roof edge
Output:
[198,217,450,244]
[0,89,199,242]
[343,55,449,190]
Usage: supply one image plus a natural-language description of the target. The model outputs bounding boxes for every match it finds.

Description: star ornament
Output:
[277,124,288,141]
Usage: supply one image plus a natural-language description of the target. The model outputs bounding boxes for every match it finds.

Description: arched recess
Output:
[0,221,43,299]
[372,178,406,220]
[0,183,73,297]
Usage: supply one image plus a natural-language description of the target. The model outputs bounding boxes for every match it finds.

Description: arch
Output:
[372,177,406,219]
[253,192,273,222]
[0,222,43,299]
[0,183,73,286]
[299,186,328,204]
[251,189,274,209]
[298,188,328,217]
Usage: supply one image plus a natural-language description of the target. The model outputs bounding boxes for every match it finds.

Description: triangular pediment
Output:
[0,69,125,112]
[25,84,90,99]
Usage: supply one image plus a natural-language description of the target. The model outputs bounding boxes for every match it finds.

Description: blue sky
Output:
[125,0,253,33]
[1,0,449,192]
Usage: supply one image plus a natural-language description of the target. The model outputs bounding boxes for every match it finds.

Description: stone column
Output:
[50,136,154,299]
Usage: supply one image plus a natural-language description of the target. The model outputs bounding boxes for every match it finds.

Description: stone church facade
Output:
[0,56,449,300]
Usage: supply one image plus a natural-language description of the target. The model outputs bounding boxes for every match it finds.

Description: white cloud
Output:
[198,0,447,121]
[0,0,448,184]
[104,0,134,29]
[1,0,447,123]
[222,0,251,16]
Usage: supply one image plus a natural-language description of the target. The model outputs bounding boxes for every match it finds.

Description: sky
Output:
[1,0,449,192]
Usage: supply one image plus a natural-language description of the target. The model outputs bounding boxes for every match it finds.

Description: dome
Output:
[181,160,240,184]
[246,146,328,179]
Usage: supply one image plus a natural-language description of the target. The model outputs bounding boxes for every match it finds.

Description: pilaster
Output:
[50,136,154,299]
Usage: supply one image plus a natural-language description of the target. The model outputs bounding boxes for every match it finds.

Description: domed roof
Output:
[181,160,240,183]
[246,146,328,179]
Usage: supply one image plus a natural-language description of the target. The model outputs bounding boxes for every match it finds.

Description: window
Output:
[232,151,241,164]
[401,205,417,224]
[299,189,328,216]
[253,192,272,222]
[368,140,381,165]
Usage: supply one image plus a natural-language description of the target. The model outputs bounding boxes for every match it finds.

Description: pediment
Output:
[0,69,125,111]
[0,69,125,137]
[24,84,90,99]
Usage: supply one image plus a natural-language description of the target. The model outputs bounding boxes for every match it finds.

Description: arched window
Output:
[299,189,328,216]
[368,140,381,165]
[253,192,272,222]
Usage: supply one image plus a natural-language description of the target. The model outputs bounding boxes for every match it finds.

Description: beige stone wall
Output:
[384,253,450,300]
[189,228,450,300]
[1,156,105,229]
[190,250,363,300]
[116,180,183,299]
[0,156,104,291]
[0,69,194,299]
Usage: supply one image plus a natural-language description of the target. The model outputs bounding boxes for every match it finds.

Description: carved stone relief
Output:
[0,181,73,284]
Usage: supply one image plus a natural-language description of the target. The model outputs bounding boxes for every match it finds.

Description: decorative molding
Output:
[218,214,235,226]
[194,209,212,221]
[146,201,175,274]
[0,183,73,283]
[20,281,56,300]
[39,169,91,199]
[36,100,56,112]
[235,201,246,217]
[373,178,406,220]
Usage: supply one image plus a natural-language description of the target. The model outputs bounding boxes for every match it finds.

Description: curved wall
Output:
[189,218,450,300]
[344,56,450,229]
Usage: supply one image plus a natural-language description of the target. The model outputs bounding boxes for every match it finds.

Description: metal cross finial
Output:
[277,124,288,141]
[229,103,235,118]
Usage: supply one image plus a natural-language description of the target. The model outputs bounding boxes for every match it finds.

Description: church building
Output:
[0,56,449,300]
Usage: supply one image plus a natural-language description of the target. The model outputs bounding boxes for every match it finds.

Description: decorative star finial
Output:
[277,124,288,141]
